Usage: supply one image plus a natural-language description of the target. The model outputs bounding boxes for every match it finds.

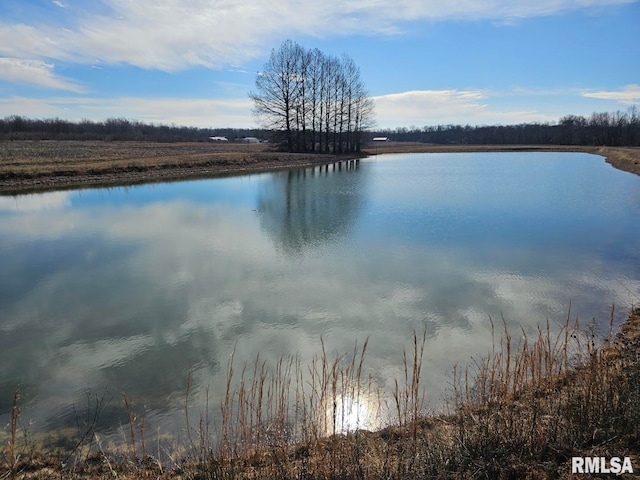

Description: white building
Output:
[236,137,261,144]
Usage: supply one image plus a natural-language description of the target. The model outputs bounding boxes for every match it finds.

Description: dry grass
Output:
[596,146,640,176]
[0,141,364,194]
[2,309,639,479]
[443,311,640,479]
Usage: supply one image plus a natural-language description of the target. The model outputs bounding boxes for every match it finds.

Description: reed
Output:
[6,388,20,477]
[194,311,638,479]
[2,308,638,478]
[122,392,137,462]
[440,309,639,477]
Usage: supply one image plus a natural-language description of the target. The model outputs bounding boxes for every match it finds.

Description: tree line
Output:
[0,116,267,142]
[372,107,640,147]
[250,40,375,153]
[2,108,639,148]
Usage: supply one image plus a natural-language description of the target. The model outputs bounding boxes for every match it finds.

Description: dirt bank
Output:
[0,141,364,195]
[1,141,638,195]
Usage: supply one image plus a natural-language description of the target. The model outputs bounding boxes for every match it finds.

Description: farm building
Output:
[235,137,261,143]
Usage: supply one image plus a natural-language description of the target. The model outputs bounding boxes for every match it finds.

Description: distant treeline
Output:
[0,116,269,143]
[2,107,639,147]
[372,108,640,147]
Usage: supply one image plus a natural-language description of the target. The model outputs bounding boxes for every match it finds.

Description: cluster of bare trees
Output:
[250,40,374,153]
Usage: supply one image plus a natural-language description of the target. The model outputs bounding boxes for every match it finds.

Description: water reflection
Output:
[258,160,364,256]
[0,153,639,447]
[327,391,384,435]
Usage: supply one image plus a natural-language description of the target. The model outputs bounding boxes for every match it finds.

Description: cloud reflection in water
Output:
[0,152,639,442]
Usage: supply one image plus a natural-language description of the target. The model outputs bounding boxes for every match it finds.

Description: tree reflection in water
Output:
[257,160,365,256]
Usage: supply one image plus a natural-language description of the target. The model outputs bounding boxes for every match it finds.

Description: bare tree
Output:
[249,40,303,152]
[306,48,323,152]
[250,40,374,153]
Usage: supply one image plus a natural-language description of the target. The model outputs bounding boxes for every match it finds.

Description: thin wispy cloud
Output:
[0,24,71,60]
[372,89,555,127]
[0,57,85,92]
[581,84,640,105]
[373,90,487,126]
[0,89,561,128]
[0,95,254,127]
[508,87,574,97]
[0,0,635,71]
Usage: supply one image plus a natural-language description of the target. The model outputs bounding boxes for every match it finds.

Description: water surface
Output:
[1,152,639,444]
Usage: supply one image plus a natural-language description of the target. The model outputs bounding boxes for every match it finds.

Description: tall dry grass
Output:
[187,311,638,479]
[2,309,638,479]
[190,338,387,480]
[440,310,639,478]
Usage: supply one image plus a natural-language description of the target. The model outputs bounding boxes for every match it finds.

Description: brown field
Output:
[1,140,639,194]
[0,141,364,195]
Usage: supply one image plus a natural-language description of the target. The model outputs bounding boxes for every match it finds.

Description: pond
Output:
[1,152,639,449]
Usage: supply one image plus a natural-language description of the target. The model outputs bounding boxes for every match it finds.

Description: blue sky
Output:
[0,0,638,129]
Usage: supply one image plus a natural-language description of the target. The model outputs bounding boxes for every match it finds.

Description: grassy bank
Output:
[0,141,365,194]
[1,141,639,194]
[2,309,639,479]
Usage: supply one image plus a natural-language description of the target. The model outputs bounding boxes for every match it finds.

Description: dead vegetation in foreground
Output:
[2,308,639,479]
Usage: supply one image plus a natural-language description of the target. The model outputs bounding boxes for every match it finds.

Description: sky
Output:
[0,0,638,129]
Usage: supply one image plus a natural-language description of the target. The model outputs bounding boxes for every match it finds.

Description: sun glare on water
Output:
[325,392,383,435]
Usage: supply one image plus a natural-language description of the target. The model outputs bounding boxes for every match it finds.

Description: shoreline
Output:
[0,141,365,195]
[1,141,639,195]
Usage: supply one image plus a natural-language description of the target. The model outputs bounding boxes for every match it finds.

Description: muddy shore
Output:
[0,141,638,195]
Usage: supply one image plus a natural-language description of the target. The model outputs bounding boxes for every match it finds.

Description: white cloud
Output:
[581,84,640,105]
[372,89,556,127]
[82,96,256,127]
[508,87,573,97]
[0,88,566,129]
[344,0,636,26]
[0,95,255,127]
[0,24,71,60]
[0,57,85,92]
[0,0,635,71]
[373,89,487,127]
[0,0,633,125]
